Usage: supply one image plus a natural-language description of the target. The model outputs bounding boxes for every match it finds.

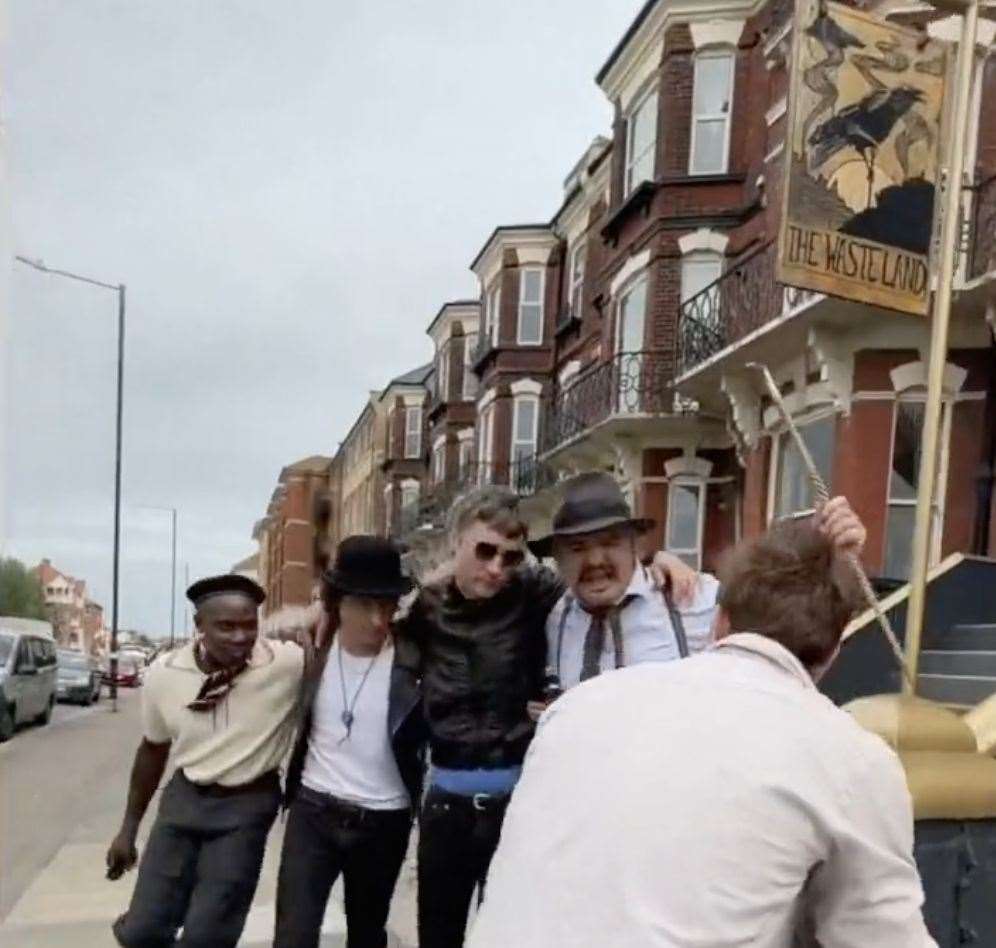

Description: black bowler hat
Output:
[187,573,266,607]
[529,472,655,558]
[324,535,415,598]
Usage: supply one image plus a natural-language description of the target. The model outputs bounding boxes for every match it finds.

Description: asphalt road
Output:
[0,685,418,947]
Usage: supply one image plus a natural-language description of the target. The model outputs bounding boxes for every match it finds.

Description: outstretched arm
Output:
[106,738,171,880]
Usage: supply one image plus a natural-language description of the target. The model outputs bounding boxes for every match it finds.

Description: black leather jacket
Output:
[398,566,564,770]
[284,634,427,811]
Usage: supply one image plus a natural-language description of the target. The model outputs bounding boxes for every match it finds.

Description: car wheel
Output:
[92,684,101,703]
[36,697,54,726]
[0,705,14,742]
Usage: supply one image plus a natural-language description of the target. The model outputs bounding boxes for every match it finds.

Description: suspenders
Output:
[554,575,690,680]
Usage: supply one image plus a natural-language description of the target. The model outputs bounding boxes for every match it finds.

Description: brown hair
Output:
[717,520,862,669]
[447,486,528,543]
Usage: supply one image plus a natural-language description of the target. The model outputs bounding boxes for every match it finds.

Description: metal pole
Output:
[183,562,190,643]
[109,284,126,711]
[169,509,177,649]
[904,0,980,691]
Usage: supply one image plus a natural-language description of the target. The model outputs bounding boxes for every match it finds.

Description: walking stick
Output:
[745,362,914,689]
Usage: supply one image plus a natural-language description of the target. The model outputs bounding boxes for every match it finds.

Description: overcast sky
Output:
[4,0,635,637]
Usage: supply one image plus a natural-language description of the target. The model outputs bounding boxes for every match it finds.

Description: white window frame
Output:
[432,440,446,484]
[680,252,723,304]
[404,406,422,459]
[615,273,648,355]
[884,393,951,579]
[462,332,478,400]
[768,411,838,522]
[568,242,586,319]
[624,86,659,197]
[458,437,474,481]
[485,282,502,346]
[383,484,394,532]
[510,396,539,466]
[400,481,420,511]
[477,404,495,485]
[517,267,545,345]
[689,49,735,176]
[436,344,449,402]
[665,478,706,570]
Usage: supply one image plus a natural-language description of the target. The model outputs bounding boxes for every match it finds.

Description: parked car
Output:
[102,656,141,688]
[0,617,59,742]
[56,649,102,706]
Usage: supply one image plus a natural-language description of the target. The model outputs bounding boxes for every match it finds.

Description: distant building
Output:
[33,559,105,654]
[230,552,260,584]
[253,456,332,617]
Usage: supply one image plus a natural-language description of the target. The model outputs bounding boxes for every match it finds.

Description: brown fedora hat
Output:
[529,472,654,558]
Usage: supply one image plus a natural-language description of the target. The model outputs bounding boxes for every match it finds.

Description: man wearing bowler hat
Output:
[275,536,427,948]
[532,472,865,698]
[107,573,304,948]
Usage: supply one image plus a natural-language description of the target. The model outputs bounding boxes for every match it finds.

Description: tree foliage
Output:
[0,558,48,620]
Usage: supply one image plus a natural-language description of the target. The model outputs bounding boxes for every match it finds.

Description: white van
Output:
[0,617,59,741]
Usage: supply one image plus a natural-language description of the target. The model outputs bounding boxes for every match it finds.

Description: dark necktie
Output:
[579,595,636,682]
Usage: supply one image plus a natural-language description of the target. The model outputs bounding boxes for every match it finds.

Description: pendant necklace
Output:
[337,640,382,744]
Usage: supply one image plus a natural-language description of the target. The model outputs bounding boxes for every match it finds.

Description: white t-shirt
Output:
[142,638,303,787]
[301,640,410,811]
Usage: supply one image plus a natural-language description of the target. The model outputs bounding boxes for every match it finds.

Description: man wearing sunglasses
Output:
[400,485,695,948]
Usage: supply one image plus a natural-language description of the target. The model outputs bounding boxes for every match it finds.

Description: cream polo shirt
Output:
[142,638,304,787]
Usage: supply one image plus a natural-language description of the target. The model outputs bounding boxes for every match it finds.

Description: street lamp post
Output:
[15,256,126,712]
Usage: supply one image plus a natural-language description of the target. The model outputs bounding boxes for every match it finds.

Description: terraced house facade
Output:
[253,0,996,602]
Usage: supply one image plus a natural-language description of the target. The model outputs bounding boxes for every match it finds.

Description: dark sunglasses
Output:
[474,542,525,569]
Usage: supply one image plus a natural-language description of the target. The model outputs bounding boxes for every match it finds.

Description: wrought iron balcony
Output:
[677,240,819,378]
[541,350,674,455]
[391,457,557,539]
[968,174,996,281]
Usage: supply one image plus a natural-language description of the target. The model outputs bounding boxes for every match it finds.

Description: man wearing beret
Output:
[106,573,304,948]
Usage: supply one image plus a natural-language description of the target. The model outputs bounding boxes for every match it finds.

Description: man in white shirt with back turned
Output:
[472,515,935,947]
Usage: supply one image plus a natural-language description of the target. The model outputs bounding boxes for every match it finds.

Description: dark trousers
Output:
[274,786,412,948]
[417,787,511,948]
[113,770,281,948]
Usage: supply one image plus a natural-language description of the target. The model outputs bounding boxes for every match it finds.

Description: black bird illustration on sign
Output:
[807,86,925,207]
[801,14,866,150]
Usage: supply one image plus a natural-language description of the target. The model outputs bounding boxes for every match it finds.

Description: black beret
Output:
[187,574,266,607]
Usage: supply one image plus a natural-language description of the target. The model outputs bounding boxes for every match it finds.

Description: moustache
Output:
[579,568,616,584]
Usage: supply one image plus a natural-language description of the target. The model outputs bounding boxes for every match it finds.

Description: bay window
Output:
[625,87,659,196]
[404,406,422,459]
[517,268,544,345]
[772,414,836,520]
[510,396,539,491]
[666,479,705,569]
[462,332,478,399]
[690,51,735,175]
[568,242,586,319]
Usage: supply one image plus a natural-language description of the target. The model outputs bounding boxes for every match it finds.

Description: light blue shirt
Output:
[546,567,720,691]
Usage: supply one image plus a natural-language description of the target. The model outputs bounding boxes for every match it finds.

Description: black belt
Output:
[425,785,512,813]
[297,784,410,823]
[179,769,280,798]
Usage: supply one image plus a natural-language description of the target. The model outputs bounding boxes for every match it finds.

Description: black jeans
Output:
[417,787,511,948]
[274,786,412,948]
[112,770,280,948]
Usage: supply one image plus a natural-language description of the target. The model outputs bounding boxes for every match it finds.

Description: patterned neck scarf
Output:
[186,642,250,712]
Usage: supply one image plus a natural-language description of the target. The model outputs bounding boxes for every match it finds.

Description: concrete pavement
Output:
[0,689,419,947]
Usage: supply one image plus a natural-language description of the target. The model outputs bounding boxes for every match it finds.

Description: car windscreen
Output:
[58,652,90,670]
[0,634,13,666]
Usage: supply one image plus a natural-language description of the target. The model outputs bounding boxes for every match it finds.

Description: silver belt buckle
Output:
[472,793,491,811]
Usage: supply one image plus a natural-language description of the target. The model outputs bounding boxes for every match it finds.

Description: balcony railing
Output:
[677,241,819,378]
[968,174,996,281]
[391,457,557,538]
[541,350,674,455]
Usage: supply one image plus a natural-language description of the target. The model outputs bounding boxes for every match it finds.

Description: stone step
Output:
[919,650,996,678]
[916,673,996,707]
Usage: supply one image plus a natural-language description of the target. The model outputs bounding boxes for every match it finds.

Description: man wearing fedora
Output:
[532,472,865,696]
[274,535,427,948]
[106,574,303,948]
